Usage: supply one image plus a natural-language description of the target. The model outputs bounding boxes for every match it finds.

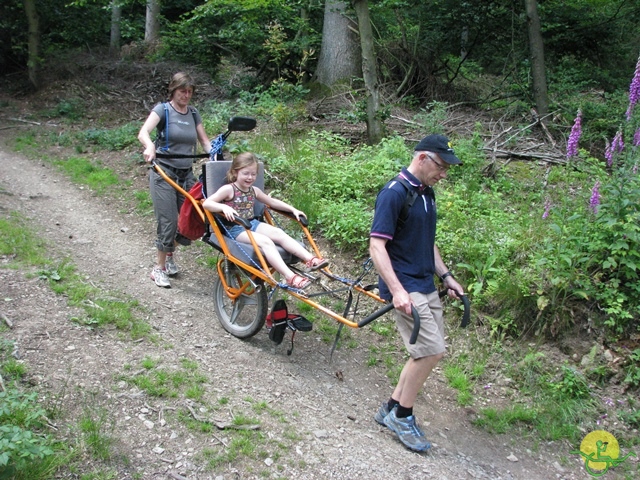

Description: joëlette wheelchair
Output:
[152,117,469,355]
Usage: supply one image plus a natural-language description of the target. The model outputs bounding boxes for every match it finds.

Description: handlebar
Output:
[438,289,471,328]
[358,303,421,345]
[269,208,309,227]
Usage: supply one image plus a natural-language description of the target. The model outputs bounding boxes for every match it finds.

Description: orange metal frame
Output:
[153,163,386,330]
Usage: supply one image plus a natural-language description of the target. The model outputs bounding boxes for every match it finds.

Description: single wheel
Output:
[213,261,267,338]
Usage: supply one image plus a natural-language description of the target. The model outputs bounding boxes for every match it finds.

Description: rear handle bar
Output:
[439,289,471,328]
[358,303,420,345]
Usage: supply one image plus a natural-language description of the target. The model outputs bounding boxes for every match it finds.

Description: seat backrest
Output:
[202,160,265,217]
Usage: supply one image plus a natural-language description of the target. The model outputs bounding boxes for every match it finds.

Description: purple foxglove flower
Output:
[612,130,624,153]
[634,127,640,147]
[566,110,582,158]
[605,140,613,167]
[589,181,601,214]
[626,55,640,120]
[542,198,551,219]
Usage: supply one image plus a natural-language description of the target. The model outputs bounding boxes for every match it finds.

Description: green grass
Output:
[473,348,601,444]
[120,357,208,399]
[1,211,150,339]
[201,428,265,470]
[78,408,114,461]
[53,156,121,194]
[0,212,49,267]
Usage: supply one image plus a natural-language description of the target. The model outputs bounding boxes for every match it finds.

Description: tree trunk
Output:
[524,0,549,122]
[144,0,160,46]
[353,0,383,144]
[314,0,361,86]
[23,0,40,90]
[110,1,122,53]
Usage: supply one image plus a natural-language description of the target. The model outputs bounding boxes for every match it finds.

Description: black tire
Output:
[213,262,267,339]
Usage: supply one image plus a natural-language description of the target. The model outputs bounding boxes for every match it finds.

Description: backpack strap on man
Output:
[394,176,419,231]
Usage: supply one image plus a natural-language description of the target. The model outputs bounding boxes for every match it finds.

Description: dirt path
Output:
[0,138,590,479]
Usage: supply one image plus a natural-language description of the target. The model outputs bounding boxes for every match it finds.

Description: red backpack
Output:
[178,181,206,240]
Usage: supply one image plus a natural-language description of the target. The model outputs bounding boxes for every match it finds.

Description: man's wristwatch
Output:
[440,271,455,282]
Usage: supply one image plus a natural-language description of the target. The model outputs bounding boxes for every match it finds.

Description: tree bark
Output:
[144,0,160,46]
[23,0,40,90]
[110,1,122,53]
[314,0,361,86]
[353,0,383,144]
[524,0,549,122]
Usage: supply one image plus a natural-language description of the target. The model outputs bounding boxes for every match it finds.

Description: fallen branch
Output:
[184,402,260,431]
[481,148,567,164]
[168,473,189,480]
[1,313,13,329]
[8,117,41,125]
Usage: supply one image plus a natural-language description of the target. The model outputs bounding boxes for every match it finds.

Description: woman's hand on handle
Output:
[143,145,156,163]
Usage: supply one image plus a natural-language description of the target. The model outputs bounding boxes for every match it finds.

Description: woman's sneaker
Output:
[151,266,171,288]
[383,408,431,452]
[165,254,179,276]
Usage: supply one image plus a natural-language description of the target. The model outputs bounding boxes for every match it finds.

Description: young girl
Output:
[202,152,328,289]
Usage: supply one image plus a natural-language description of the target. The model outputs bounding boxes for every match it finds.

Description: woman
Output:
[203,152,328,289]
[138,72,211,288]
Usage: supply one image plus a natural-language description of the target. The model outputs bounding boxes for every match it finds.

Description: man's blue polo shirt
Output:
[370,168,437,301]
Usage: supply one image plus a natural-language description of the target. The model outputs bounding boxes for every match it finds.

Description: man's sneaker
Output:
[374,402,391,426]
[151,266,171,288]
[165,254,179,276]
[383,408,432,452]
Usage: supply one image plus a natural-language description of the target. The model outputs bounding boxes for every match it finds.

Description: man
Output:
[369,134,465,452]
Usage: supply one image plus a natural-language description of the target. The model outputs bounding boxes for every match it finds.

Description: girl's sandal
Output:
[288,274,311,290]
[305,256,329,271]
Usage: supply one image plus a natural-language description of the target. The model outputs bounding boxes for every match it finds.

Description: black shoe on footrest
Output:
[288,316,312,332]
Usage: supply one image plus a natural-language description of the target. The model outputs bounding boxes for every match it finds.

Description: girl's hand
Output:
[221,205,238,222]
[291,208,306,221]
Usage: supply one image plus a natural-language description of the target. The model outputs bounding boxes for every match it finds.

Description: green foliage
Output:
[268,132,405,253]
[45,98,85,121]
[475,348,600,443]
[81,123,139,151]
[624,349,640,389]
[0,389,55,476]
[164,0,316,81]
[549,366,590,400]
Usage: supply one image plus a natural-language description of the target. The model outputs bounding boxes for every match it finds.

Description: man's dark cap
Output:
[414,134,462,165]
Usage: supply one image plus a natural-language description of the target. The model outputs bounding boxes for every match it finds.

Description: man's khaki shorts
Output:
[394,291,445,359]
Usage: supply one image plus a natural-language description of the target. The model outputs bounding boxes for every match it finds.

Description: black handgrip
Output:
[460,295,471,328]
[214,213,251,229]
[155,152,209,159]
[439,289,471,328]
[358,303,394,328]
[270,208,309,227]
[358,303,421,345]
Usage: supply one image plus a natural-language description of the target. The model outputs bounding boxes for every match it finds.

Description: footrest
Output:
[288,316,312,332]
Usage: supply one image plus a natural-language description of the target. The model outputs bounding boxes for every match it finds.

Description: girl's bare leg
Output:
[235,231,296,281]
[254,223,314,262]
